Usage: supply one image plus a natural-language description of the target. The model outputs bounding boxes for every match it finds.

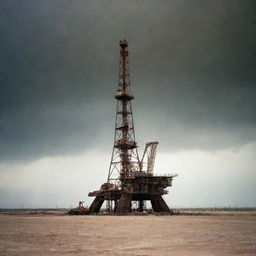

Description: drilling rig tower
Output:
[88,40,177,214]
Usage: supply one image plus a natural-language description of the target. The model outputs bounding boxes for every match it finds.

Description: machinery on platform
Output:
[88,40,177,214]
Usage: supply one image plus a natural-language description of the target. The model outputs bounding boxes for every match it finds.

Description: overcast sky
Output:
[0,0,255,208]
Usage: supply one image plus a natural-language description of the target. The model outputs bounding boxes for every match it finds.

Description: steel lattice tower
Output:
[107,39,140,184]
[88,40,177,214]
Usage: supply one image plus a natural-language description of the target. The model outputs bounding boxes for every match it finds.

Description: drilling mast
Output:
[107,40,140,183]
[88,40,177,214]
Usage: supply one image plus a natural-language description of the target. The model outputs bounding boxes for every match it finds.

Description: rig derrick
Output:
[88,40,177,214]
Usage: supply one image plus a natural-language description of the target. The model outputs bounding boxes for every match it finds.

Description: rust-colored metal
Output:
[88,40,177,214]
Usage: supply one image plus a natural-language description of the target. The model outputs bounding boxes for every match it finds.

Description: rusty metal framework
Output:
[107,39,140,184]
[88,40,177,214]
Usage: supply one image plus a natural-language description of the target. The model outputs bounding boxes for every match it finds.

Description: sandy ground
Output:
[0,214,255,256]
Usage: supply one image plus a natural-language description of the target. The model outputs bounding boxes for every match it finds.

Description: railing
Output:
[153,173,178,177]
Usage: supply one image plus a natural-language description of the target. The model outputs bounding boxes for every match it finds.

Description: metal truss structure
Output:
[107,39,140,184]
[88,40,177,214]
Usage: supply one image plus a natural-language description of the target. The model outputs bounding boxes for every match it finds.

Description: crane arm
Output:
[140,141,159,174]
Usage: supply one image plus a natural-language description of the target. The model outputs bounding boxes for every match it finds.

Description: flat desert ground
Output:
[0,212,256,256]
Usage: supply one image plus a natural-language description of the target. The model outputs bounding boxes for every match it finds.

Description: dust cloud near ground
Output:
[0,212,255,256]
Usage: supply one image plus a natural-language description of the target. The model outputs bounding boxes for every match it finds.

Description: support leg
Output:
[151,196,160,212]
[151,195,170,212]
[139,200,144,212]
[89,196,104,213]
[115,194,132,214]
[114,200,118,212]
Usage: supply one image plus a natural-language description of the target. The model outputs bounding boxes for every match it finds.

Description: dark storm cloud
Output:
[0,0,255,160]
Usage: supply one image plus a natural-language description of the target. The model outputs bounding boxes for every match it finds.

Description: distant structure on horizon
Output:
[88,40,177,214]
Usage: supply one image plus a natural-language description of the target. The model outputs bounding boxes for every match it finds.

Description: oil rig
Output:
[88,40,177,214]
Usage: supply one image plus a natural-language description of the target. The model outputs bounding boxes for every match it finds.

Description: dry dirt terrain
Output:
[0,213,255,256]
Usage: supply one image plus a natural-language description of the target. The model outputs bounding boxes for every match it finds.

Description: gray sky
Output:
[0,0,255,208]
